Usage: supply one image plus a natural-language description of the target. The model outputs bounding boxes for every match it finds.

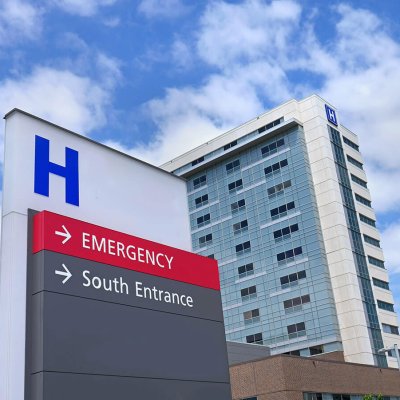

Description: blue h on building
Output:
[34,135,79,206]
[325,104,338,126]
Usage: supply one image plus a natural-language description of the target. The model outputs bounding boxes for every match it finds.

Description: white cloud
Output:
[106,59,292,165]
[365,167,400,214]
[0,0,43,45]
[312,5,400,213]
[50,0,117,17]
[381,222,400,275]
[96,52,123,89]
[148,63,288,127]
[0,29,122,138]
[0,0,118,49]
[59,32,90,52]
[171,39,193,70]
[105,115,224,166]
[197,0,301,68]
[0,67,110,134]
[106,0,400,220]
[137,0,189,19]
[112,0,299,164]
[103,17,120,27]
[56,33,123,88]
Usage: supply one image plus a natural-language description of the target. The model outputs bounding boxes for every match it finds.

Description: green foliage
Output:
[362,395,383,400]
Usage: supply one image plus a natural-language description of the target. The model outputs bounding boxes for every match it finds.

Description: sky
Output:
[1,0,400,308]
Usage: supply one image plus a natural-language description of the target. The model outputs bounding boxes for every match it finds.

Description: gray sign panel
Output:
[26,214,231,400]
[30,285,229,380]
[31,372,231,400]
[31,251,224,321]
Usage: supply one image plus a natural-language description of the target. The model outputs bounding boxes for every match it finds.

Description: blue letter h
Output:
[34,135,79,206]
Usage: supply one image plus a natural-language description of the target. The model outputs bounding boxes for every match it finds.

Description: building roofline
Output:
[160,97,299,169]
[230,352,399,371]
[176,118,301,178]
[4,108,186,182]
[160,94,339,171]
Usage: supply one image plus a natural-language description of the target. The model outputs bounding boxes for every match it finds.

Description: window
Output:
[224,140,237,151]
[287,322,306,339]
[284,294,310,313]
[267,117,284,129]
[264,159,288,176]
[303,393,322,400]
[243,309,260,324]
[191,156,204,166]
[199,233,212,247]
[246,332,263,344]
[387,349,397,357]
[359,213,376,227]
[368,255,385,269]
[285,350,301,356]
[231,199,246,213]
[197,213,210,228]
[382,323,399,335]
[347,154,363,169]
[364,234,380,248]
[270,201,295,220]
[258,117,283,133]
[277,246,302,263]
[238,263,254,278]
[195,194,208,208]
[377,300,395,312]
[226,159,240,174]
[236,241,251,255]
[241,285,257,301]
[310,345,324,355]
[261,138,285,157]
[351,174,367,188]
[207,254,215,259]
[332,395,351,400]
[273,223,299,241]
[228,179,243,192]
[373,277,389,290]
[193,175,207,189]
[233,219,248,234]
[267,180,291,197]
[355,193,372,207]
[343,136,359,151]
[280,270,306,289]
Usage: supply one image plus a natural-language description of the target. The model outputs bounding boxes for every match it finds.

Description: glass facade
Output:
[164,96,400,369]
[181,125,342,355]
[329,126,386,367]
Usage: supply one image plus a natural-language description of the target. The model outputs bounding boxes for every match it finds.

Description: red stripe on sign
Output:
[32,211,220,291]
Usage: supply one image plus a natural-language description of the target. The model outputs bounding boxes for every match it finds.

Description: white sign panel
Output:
[0,109,191,400]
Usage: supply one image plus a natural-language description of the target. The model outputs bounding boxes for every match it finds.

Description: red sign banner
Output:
[33,210,220,290]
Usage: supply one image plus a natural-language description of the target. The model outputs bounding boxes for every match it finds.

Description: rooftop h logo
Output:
[34,135,79,206]
[325,104,338,126]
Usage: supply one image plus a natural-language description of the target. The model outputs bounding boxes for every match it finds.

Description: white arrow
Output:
[55,264,72,284]
[55,225,71,244]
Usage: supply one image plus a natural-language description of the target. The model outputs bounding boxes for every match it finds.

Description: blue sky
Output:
[1,0,400,308]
